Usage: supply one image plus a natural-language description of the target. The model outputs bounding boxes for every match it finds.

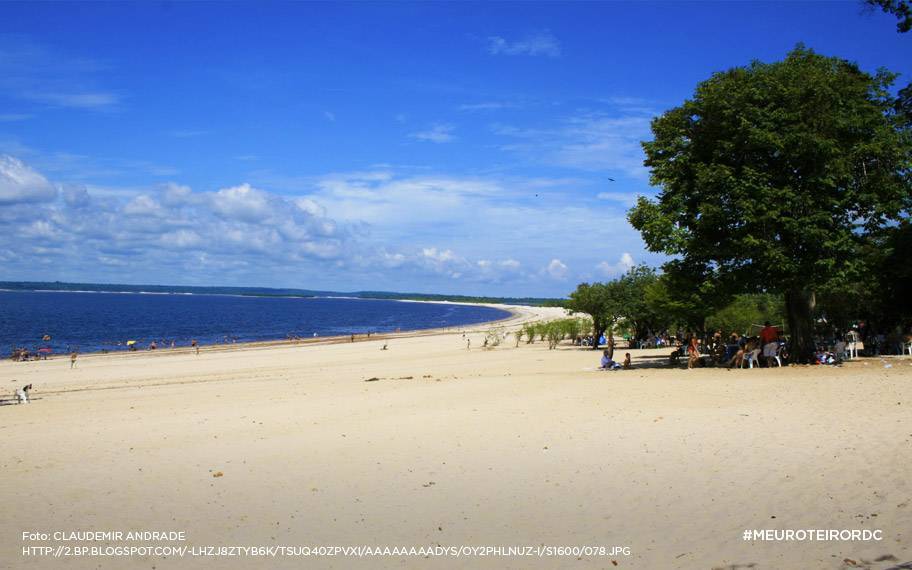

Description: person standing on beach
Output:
[466,338,471,350]
[759,321,779,366]
[191,339,199,356]
[686,335,700,369]
[70,351,77,369]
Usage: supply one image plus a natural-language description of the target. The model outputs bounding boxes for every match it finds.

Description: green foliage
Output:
[529,318,593,350]
[631,46,910,295]
[522,322,538,344]
[484,328,503,348]
[705,294,786,336]
[816,220,912,330]
[642,271,714,332]
[566,281,627,348]
[866,0,912,33]
[613,266,664,339]
[628,46,912,359]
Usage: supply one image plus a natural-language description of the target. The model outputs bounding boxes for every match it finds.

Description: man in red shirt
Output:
[760,321,779,345]
[760,321,779,366]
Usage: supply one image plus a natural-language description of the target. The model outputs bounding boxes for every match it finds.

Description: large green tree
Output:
[614,266,661,341]
[628,47,912,362]
[566,282,625,350]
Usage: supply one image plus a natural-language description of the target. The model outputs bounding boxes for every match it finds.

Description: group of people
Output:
[599,349,632,371]
[671,322,787,369]
[630,333,673,349]
[9,347,45,362]
[576,334,605,347]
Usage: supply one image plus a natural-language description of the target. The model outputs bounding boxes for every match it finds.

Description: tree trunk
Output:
[592,319,603,350]
[785,288,816,364]
[607,330,615,359]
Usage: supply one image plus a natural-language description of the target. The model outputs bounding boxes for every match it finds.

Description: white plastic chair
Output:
[742,348,761,369]
[846,331,860,359]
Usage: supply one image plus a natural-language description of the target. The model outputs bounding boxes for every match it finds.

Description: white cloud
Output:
[123,194,165,217]
[1,156,654,296]
[210,184,277,223]
[545,258,568,279]
[499,259,521,270]
[410,123,455,144]
[61,184,91,208]
[323,111,336,122]
[162,183,193,206]
[0,155,58,204]
[596,253,636,278]
[160,229,202,249]
[0,158,354,284]
[487,31,561,57]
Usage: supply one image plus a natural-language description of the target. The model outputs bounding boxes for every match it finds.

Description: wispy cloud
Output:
[493,108,655,178]
[25,92,118,109]
[0,113,32,122]
[410,123,455,144]
[487,31,561,57]
[0,35,120,111]
[0,138,177,182]
[596,191,642,206]
[323,111,336,122]
[458,102,513,112]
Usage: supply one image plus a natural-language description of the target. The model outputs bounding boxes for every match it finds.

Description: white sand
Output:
[1,304,910,569]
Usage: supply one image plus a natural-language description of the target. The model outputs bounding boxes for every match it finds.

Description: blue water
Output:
[0,291,509,354]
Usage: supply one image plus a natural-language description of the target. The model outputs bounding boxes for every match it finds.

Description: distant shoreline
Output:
[0,281,564,307]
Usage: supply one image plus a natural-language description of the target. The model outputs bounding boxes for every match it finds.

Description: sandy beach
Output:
[1,304,910,569]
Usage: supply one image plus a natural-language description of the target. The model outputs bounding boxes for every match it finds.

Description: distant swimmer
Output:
[70,351,77,369]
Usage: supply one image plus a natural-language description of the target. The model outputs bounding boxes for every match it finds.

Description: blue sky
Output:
[1,1,908,297]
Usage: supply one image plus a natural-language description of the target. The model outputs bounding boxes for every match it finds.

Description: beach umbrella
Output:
[42,334,51,341]
[38,347,52,354]
[126,340,136,346]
